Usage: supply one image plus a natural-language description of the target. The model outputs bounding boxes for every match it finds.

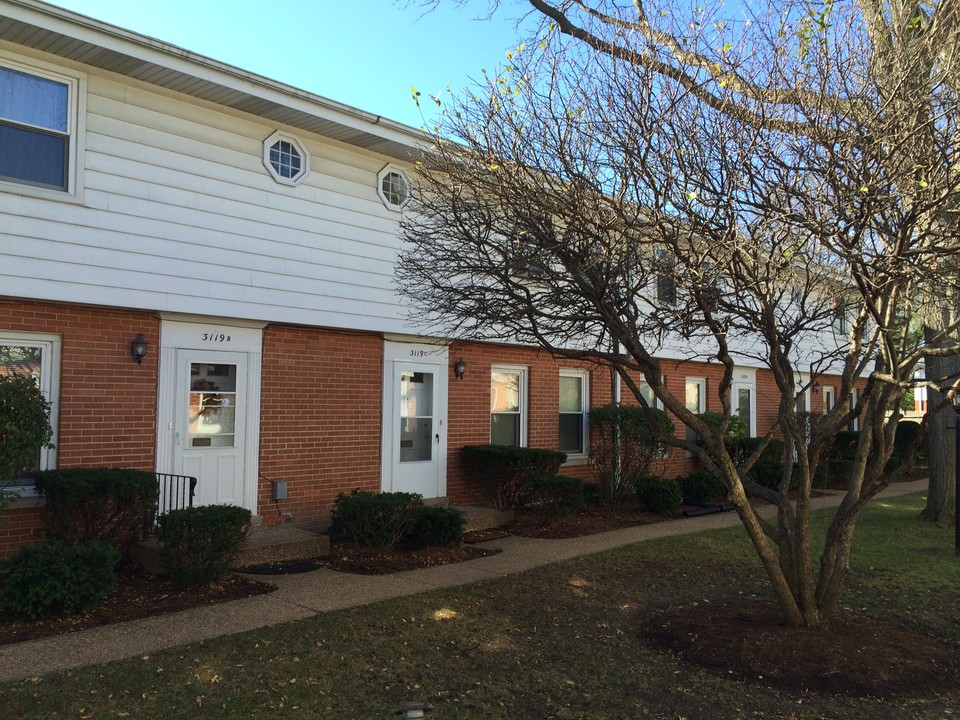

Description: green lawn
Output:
[2,493,958,719]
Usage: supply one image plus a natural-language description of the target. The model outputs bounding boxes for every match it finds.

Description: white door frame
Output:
[731,368,757,437]
[156,318,262,513]
[381,340,448,498]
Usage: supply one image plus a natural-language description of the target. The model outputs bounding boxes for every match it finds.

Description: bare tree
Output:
[397,0,960,628]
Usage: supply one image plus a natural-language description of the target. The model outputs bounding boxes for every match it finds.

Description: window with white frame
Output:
[0,60,80,193]
[559,370,589,455]
[262,131,309,186]
[491,366,527,447]
[848,388,859,431]
[824,386,836,412]
[832,300,849,335]
[377,164,412,210]
[655,249,678,307]
[685,377,706,449]
[0,333,59,487]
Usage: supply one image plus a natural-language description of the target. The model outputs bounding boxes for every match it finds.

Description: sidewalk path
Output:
[0,480,928,682]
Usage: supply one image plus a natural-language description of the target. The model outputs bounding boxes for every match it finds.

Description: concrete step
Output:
[455,506,514,533]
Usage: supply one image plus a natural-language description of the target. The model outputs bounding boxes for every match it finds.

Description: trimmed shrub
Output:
[829,431,861,461]
[35,468,157,552]
[636,476,682,514]
[460,445,567,510]
[680,470,726,502]
[724,438,787,492]
[330,490,423,550]
[406,506,465,549]
[894,421,925,465]
[524,475,588,526]
[155,505,251,588]
[588,404,674,509]
[697,410,747,439]
[0,540,119,620]
[0,374,54,513]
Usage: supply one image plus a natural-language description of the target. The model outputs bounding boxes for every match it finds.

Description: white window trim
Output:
[262,130,310,186]
[685,376,706,455]
[559,369,589,460]
[849,388,859,431]
[377,164,413,210]
[0,331,60,497]
[824,386,836,412]
[732,369,757,437]
[0,51,86,202]
[490,364,528,447]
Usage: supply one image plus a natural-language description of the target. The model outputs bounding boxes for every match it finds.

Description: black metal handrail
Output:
[144,472,197,538]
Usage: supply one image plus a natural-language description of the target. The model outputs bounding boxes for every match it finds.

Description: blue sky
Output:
[46,0,529,129]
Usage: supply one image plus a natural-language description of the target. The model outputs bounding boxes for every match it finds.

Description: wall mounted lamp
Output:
[812,380,821,394]
[131,333,149,364]
[453,357,467,380]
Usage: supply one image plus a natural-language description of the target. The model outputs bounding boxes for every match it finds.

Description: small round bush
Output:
[636,476,682,514]
[0,540,119,620]
[680,470,726,502]
[406,506,465,548]
[156,505,251,588]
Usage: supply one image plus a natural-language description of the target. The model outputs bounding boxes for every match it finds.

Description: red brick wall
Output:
[257,326,383,525]
[0,298,159,555]
[445,342,614,505]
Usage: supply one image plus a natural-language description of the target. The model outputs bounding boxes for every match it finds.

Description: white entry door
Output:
[174,350,247,506]
[381,341,448,498]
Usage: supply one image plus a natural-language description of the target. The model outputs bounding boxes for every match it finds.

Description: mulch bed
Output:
[0,565,276,646]
[502,503,674,539]
[640,599,960,699]
[317,541,500,574]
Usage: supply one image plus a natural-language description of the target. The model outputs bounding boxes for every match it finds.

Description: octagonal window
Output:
[263,131,309,186]
[377,165,412,210]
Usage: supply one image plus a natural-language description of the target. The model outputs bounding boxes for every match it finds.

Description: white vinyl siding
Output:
[0,65,416,333]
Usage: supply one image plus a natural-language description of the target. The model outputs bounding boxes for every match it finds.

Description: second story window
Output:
[263,131,309,186]
[0,62,74,192]
[378,165,412,210]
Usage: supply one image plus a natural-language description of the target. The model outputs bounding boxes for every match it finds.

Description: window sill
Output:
[0,179,83,205]
[5,489,45,510]
[562,454,589,467]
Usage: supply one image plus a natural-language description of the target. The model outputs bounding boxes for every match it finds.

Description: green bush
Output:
[0,374,54,512]
[35,468,157,552]
[679,470,726,502]
[829,431,861,461]
[406,506,465,549]
[0,540,119,620]
[636,476,682,514]
[724,438,787,492]
[461,445,567,510]
[524,475,588,526]
[894,421,925,464]
[155,505,251,588]
[330,490,423,550]
[697,410,747,438]
[588,404,673,509]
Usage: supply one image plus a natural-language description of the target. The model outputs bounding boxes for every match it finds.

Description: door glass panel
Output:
[0,343,45,475]
[188,363,237,448]
[738,388,752,435]
[400,370,433,462]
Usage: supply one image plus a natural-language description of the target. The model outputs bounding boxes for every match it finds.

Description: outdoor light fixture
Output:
[812,380,821,394]
[130,333,149,364]
[395,702,430,719]
[454,357,467,380]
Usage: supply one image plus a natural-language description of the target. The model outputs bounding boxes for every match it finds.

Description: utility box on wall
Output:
[272,480,288,501]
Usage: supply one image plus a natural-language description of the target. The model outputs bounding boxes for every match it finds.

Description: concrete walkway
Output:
[0,480,928,682]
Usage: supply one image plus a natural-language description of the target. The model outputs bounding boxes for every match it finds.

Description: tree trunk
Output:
[921,332,958,527]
